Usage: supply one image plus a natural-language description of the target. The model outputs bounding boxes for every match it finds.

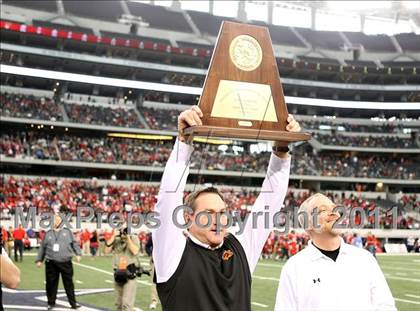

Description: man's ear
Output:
[183,212,192,225]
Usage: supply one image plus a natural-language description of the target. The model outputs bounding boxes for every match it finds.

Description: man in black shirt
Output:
[152,106,301,311]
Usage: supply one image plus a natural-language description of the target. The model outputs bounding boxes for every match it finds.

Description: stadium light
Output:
[402,1,420,10]
[272,5,311,28]
[315,10,360,32]
[213,1,239,18]
[180,0,209,13]
[245,1,268,22]
[326,1,392,11]
[2,64,419,110]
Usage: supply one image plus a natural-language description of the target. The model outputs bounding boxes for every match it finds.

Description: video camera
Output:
[114,263,151,285]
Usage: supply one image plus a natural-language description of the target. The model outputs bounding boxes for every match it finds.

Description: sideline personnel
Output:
[36,215,82,310]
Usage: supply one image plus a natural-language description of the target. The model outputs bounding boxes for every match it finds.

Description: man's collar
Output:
[188,232,224,250]
[308,236,351,261]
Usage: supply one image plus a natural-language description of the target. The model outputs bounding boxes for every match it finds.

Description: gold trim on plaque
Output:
[229,35,262,71]
[210,80,278,122]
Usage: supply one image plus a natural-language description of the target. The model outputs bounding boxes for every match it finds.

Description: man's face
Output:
[54,215,62,229]
[186,193,228,247]
[311,195,341,236]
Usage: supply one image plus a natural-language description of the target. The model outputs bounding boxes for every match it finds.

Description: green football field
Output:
[6,253,420,310]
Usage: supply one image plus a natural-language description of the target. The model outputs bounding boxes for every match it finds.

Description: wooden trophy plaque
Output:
[183,21,311,142]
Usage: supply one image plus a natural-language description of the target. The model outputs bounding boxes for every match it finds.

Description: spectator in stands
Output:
[314,133,418,149]
[2,130,418,179]
[275,193,396,311]
[1,92,63,121]
[65,103,143,128]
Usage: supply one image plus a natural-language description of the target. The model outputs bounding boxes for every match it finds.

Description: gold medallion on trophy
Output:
[229,35,263,72]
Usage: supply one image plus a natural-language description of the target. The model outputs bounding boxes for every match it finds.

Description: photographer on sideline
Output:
[104,228,141,311]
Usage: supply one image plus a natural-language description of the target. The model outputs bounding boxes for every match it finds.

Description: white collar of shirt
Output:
[307,237,352,261]
[188,232,224,250]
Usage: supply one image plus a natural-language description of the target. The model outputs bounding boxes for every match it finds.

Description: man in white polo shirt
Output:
[274,193,396,311]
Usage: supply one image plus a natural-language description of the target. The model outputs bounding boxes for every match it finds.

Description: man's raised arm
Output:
[235,115,300,273]
[152,106,202,283]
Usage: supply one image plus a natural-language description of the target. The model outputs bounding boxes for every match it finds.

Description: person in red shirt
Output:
[288,234,298,257]
[366,233,377,258]
[81,229,91,256]
[12,225,26,261]
[103,229,113,242]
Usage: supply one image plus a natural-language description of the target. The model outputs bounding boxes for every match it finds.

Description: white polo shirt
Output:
[275,238,396,311]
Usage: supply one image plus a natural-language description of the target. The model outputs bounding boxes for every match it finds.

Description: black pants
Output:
[14,240,23,261]
[45,260,77,307]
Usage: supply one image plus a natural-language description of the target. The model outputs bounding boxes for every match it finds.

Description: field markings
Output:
[381,265,420,273]
[405,294,420,300]
[73,261,153,287]
[251,301,269,308]
[395,298,420,305]
[3,306,70,310]
[383,274,420,283]
[73,262,113,276]
[253,275,279,281]
[380,261,420,267]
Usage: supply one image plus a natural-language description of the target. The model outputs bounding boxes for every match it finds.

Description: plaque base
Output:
[183,126,311,142]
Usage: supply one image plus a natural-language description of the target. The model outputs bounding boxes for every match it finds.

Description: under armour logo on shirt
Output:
[313,278,321,283]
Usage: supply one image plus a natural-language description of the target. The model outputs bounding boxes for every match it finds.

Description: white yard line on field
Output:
[251,301,269,308]
[395,298,420,305]
[405,294,420,300]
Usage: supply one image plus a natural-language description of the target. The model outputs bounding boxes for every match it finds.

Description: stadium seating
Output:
[1,176,417,229]
[395,33,420,52]
[64,103,144,128]
[3,0,57,12]
[343,31,396,52]
[141,107,178,130]
[1,131,418,180]
[32,20,94,34]
[297,28,345,50]
[313,133,418,149]
[62,0,123,22]
[1,92,63,121]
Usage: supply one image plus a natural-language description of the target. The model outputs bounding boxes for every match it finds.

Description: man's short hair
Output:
[184,187,225,212]
[297,193,326,230]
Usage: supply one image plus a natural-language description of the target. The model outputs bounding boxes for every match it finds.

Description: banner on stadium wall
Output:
[0,20,213,58]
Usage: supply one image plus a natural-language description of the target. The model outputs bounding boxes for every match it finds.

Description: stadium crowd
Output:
[64,103,144,128]
[1,177,418,230]
[1,131,418,179]
[298,120,415,133]
[141,107,179,130]
[1,92,63,121]
[3,92,419,144]
[314,133,418,149]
